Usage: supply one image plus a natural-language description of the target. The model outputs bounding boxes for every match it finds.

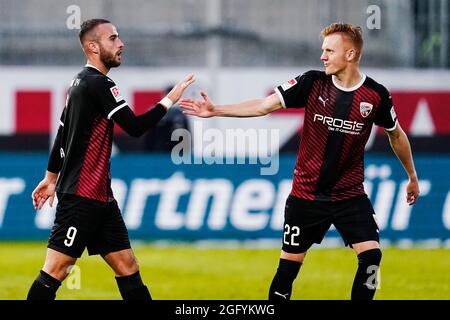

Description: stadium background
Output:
[0,0,448,299]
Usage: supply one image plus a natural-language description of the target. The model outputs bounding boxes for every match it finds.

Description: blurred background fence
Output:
[0,0,448,68]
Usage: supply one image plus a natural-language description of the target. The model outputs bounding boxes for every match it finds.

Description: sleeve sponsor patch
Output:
[390,106,397,122]
[281,78,297,91]
[110,85,123,103]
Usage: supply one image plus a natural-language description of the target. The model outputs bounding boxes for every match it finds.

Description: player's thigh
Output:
[333,195,380,249]
[282,195,332,254]
[47,193,102,259]
[88,200,131,259]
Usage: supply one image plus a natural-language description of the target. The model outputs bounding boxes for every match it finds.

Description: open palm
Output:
[179,91,215,118]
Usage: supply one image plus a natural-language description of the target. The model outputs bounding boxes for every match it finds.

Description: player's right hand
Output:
[32,178,56,210]
[179,91,215,118]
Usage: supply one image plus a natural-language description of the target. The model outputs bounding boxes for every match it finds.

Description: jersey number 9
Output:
[64,226,78,247]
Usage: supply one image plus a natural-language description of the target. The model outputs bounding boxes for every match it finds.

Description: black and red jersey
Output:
[275,70,398,201]
[46,63,168,202]
[53,65,128,202]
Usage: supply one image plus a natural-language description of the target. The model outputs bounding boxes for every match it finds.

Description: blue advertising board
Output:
[0,153,448,244]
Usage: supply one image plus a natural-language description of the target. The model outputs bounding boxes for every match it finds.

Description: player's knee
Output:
[42,262,73,281]
[280,250,307,263]
[357,248,382,266]
[42,249,77,281]
[114,257,140,276]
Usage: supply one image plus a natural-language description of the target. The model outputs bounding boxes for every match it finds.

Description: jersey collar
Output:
[332,73,366,92]
[85,63,103,73]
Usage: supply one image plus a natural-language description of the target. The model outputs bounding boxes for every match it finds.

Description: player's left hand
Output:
[166,74,196,104]
[406,177,420,205]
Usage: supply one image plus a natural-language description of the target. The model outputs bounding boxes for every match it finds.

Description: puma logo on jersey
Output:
[318,95,329,107]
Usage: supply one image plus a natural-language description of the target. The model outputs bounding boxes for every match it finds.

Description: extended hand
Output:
[166,74,196,104]
[179,91,215,118]
[32,178,56,210]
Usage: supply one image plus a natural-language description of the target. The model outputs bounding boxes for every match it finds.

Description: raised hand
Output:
[166,74,196,104]
[179,91,215,118]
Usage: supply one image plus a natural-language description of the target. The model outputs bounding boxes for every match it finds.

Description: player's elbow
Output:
[256,105,271,116]
[255,110,267,117]
[124,127,145,138]
[388,130,401,141]
[129,131,145,138]
[257,96,280,116]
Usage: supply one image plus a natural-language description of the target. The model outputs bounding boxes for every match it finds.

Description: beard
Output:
[99,45,121,69]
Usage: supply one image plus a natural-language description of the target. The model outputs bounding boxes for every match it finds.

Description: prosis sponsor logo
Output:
[313,114,364,135]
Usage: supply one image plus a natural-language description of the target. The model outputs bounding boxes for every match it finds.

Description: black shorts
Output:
[281,194,379,254]
[47,193,131,258]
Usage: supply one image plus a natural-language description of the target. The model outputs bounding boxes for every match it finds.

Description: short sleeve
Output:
[274,71,316,109]
[89,76,128,120]
[374,87,398,131]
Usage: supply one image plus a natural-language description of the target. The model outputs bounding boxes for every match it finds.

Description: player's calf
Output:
[115,271,152,300]
[26,270,62,300]
[268,258,302,301]
[351,248,382,300]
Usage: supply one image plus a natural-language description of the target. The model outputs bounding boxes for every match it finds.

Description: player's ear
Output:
[346,48,356,62]
[87,41,100,55]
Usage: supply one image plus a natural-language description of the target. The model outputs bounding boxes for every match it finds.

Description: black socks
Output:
[115,271,152,300]
[27,270,152,300]
[268,258,302,300]
[27,270,62,300]
[351,248,382,300]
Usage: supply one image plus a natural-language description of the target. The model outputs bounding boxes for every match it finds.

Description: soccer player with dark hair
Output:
[27,19,194,300]
[179,23,420,300]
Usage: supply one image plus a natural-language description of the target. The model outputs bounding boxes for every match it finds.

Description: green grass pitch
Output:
[0,242,448,300]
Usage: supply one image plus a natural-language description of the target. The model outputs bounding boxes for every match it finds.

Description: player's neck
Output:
[332,68,362,89]
[85,60,110,75]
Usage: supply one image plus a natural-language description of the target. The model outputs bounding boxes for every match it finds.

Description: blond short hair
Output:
[321,23,363,61]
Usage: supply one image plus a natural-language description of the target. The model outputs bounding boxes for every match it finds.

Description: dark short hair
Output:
[78,19,111,44]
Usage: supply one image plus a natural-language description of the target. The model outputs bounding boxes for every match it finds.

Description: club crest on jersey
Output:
[281,79,297,91]
[110,86,123,102]
[359,102,373,118]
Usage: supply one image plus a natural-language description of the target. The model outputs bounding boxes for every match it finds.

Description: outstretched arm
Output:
[385,124,420,205]
[179,92,283,118]
[113,103,167,137]
[113,74,195,137]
